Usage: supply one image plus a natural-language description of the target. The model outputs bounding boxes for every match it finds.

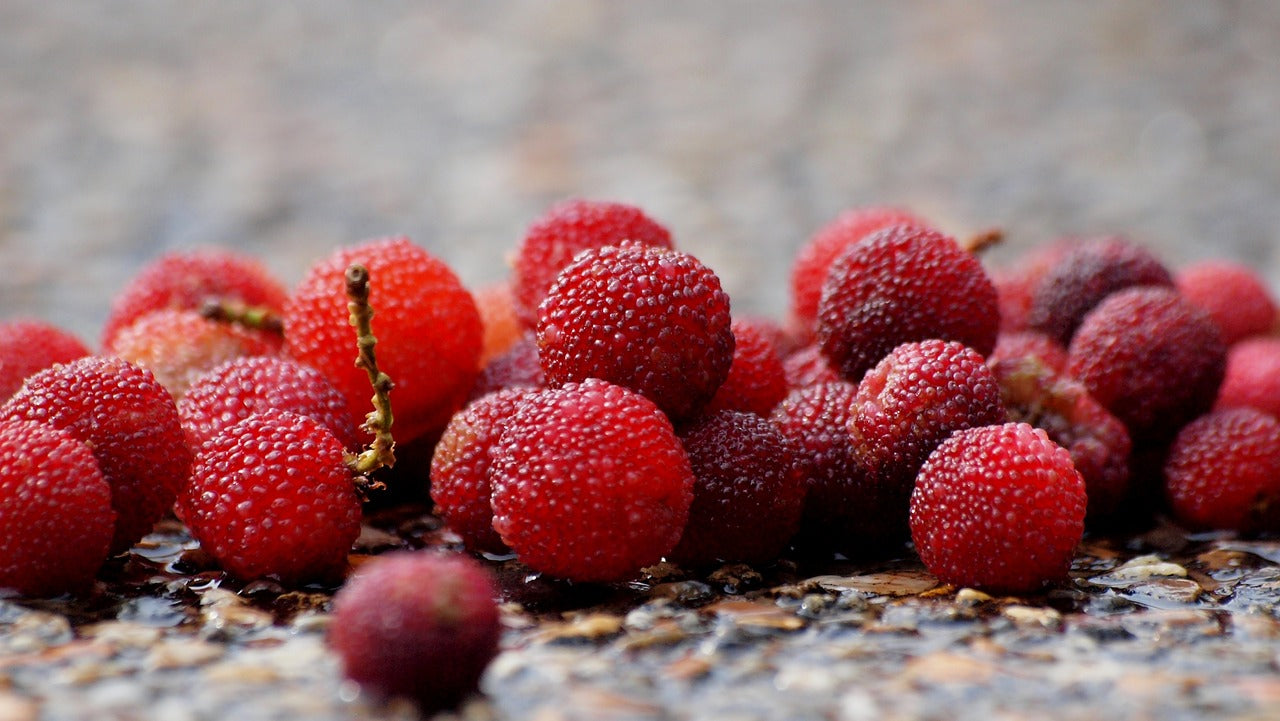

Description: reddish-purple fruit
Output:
[0,419,114,596]
[330,552,501,712]
[781,344,842,389]
[1176,260,1277,346]
[470,332,544,401]
[0,319,91,400]
[988,330,1069,374]
[1164,408,1280,533]
[705,319,789,416]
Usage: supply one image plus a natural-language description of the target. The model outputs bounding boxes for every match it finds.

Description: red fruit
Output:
[537,245,734,422]
[330,552,501,712]
[910,422,1086,593]
[101,248,288,349]
[705,319,789,416]
[1216,337,1280,418]
[4,356,192,553]
[470,332,544,401]
[848,340,1008,539]
[0,319,91,400]
[1067,286,1226,444]
[179,356,359,452]
[988,238,1074,334]
[672,411,807,566]
[512,198,674,328]
[781,343,841,389]
[991,356,1132,517]
[285,237,482,446]
[1026,236,1173,344]
[474,280,524,365]
[489,379,694,582]
[177,408,361,584]
[1164,408,1280,533]
[0,419,114,596]
[430,388,535,553]
[816,224,999,383]
[106,309,280,401]
[789,207,927,334]
[988,330,1069,374]
[1176,260,1277,346]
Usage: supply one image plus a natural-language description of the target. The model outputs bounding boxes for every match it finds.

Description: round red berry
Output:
[1216,337,1280,418]
[0,319,91,400]
[1176,260,1277,346]
[704,318,789,416]
[1164,408,1280,533]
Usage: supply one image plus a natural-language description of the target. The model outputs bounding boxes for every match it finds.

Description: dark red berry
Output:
[489,379,694,582]
[0,319,91,400]
[1216,337,1280,418]
[1176,260,1277,346]
[910,422,1086,593]
[4,356,192,553]
[537,245,733,422]
[988,238,1075,334]
[672,411,807,566]
[0,419,114,596]
[816,224,999,383]
[330,552,501,712]
[705,319,789,416]
[1164,408,1280,533]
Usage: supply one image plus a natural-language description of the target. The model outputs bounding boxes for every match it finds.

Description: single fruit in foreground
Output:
[910,422,1086,593]
[330,552,501,712]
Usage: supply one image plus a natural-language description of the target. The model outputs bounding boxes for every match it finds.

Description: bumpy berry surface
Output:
[488,379,694,582]
[1164,408,1280,533]
[1067,286,1226,444]
[672,411,807,566]
[0,319,91,400]
[512,198,673,328]
[474,280,524,365]
[989,239,1074,334]
[285,237,482,446]
[770,380,881,552]
[1026,236,1173,344]
[330,552,501,712]
[178,409,361,584]
[430,387,534,553]
[3,356,192,553]
[909,422,1086,593]
[537,245,733,422]
[0,419,114,597]
[101,248,289,349]
[848,340,1008,539]
[1176,260,1277,346]
[789,206,926,335]
[470,332,544,401]
[106,309,280,401]
[992,356,1132,517]
[705,319,789,416]
[816,224,999,383]
[781,343,842,389]
[179,356,359,452]
[988,330,1069,374]
[1216,337,1280,418]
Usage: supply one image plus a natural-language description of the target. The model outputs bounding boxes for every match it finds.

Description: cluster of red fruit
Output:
[2,198,1279,708]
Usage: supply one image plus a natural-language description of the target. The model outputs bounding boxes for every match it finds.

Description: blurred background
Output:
[2,1,1278,342]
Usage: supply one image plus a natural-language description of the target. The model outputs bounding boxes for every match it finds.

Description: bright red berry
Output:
[672,411,807,566]
[704,319,789,416]
[101,248,288,349]
[285,237,482,446]
[1176,260,1277,346]
[488,379,694,582]
[537,245,734,422]
[910,422,1086,593]
[0,319,91,400]
[0,419,114,596]
[1216,337,1280,418]
[3,356,192,553]
[1164,408,1280,533]
[177,408,362,584]
[816,224,999,383]
[330,552,501,712]
[512,198,673,328]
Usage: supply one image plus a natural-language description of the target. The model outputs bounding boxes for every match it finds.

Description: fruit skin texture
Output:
[470,332,544,401]
[488,379,694,583]
[329,552,501,712]
[0,319,91,400]
[1164,408,1280,533]
[177,408,362,584]
[704,318,789,416]
[537,245,733,422]
[0,419,114,597]
[671,410,807,566]
[789,206,926,336]
[781,343,841,389]
[1067,286,1226,444]
[909,422,1087,594]
[1216,338,1280,418]
[3,356,193,554]
[816,224,999,383]
[100,247,289,349]
[989,330,1068,374]
[1176,260,1277,346]
[179,356,359,452]
[430,387,534,553]
[512,198,673,328]
[285,237,482,446]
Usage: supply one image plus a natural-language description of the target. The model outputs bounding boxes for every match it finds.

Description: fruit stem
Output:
[343,264,396,493]
[961,228,1005,255]
[199,299,285,336]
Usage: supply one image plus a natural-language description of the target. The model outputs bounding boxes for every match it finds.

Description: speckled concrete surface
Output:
[3,2,1279,341]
